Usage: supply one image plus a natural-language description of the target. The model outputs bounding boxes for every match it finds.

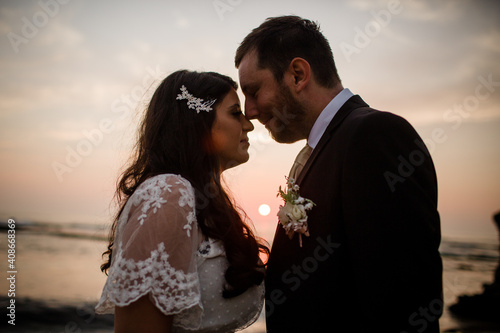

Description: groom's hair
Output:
[235,15,340,88]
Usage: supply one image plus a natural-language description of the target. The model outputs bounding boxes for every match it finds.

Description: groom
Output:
[235,16,443,332]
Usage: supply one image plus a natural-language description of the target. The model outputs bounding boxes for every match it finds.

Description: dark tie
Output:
[289,144,313,181]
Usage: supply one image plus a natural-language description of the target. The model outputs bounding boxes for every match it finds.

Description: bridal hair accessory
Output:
[176,85,217,113]
[277,177,315,247]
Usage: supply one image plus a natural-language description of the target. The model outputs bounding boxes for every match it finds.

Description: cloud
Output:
[173,11,191,29]
[347,0,465,22]
[472,28,500,55]
[0,0,498,239]
[36,20,85,48]
[399,1,464,22]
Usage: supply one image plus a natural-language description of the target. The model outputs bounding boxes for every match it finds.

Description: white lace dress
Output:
[95,174,264,332]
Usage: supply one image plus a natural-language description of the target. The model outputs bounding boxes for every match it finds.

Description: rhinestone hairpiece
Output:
[176,85,216,113]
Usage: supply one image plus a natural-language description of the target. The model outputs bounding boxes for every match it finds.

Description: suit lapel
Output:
[296,95,370,184]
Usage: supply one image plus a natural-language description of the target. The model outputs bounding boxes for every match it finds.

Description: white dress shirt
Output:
[307,88,354,149]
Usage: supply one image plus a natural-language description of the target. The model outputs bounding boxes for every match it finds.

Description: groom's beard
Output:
[269,84,307,144]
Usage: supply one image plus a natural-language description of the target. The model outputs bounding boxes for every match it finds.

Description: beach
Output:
[1,222,499,332]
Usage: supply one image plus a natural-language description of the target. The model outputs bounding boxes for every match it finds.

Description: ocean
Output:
[1,221,499,332]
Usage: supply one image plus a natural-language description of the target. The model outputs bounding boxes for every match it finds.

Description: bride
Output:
[96,70,269,332]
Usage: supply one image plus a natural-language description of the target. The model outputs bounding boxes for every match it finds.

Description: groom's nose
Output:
[244,98,259,120]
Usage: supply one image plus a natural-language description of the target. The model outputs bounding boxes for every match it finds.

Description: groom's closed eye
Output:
[242,85,257,97]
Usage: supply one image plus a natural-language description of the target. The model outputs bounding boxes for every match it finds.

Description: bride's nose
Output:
[242,116,254,132]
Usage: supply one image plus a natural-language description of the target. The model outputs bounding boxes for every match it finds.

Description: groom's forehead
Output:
[239,56,275,91]
[238,50,260,76]
[239,70,275,95]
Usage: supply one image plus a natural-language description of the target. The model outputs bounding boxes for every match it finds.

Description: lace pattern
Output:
[96,242,202,328]
[95,174,264,332]
[96,174,203,329]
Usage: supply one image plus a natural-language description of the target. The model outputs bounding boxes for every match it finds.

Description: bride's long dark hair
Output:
[101,70,269,298]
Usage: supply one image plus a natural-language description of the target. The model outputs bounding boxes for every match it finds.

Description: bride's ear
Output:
[286,57,311,93]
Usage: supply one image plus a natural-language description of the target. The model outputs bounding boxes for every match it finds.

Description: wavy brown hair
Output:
[101,70,269,298]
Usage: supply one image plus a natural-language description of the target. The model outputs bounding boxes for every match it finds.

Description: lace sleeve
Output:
[96,174,203,328]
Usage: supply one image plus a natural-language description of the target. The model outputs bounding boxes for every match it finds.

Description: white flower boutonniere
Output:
[277,177,315,247]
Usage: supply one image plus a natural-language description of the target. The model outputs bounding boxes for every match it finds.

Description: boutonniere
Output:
[277,177,316,247]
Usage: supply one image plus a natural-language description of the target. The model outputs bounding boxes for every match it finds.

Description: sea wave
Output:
[2,221,499,261]
[0,220,109,241]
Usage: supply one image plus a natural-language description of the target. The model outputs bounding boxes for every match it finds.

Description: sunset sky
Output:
[1,0,499,243]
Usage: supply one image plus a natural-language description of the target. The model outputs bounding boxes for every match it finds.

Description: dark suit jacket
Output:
[265,96,443,332]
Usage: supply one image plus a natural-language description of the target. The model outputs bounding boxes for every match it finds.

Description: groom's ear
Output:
[286,57,311,93]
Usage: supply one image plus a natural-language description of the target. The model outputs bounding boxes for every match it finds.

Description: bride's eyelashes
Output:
[228,106,243,117]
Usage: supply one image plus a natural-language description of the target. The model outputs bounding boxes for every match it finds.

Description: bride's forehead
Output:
[218,89,240,107]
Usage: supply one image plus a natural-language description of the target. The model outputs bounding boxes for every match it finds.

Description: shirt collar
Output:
[307,88,354,149]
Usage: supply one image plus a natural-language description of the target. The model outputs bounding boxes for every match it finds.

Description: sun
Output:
[258,204,271,216]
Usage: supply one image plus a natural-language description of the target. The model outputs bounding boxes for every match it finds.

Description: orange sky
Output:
[1,0,499,242]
